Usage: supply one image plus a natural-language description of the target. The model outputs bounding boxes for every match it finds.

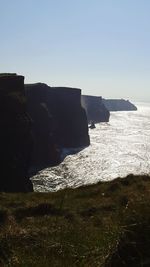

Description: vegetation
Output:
[0,174,150,266]
[0,73,17,77]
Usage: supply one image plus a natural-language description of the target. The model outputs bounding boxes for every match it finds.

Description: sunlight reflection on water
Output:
[32,103,150,192]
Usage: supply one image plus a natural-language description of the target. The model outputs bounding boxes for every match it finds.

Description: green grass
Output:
[0,174,150,266]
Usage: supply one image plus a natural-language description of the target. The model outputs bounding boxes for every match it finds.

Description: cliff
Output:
[25,83,60,170]
[102,99,137,111]
[25,84,90,170]
[50,87,90,147]
[0,74,33,192]
[81,95,110,123]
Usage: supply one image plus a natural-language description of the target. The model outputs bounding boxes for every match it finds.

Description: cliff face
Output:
[25,83,60,170]
[81,95,110,123]
[0,74,33,192]
[25,84,90,170]
[102,99,137,111]
[50,87,90,147]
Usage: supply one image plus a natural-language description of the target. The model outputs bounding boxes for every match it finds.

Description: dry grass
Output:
[0,174,150,266]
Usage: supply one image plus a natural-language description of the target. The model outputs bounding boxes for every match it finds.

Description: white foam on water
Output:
[32,103,150,192]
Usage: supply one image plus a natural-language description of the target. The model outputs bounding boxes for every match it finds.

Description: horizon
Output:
[1,0,150,102]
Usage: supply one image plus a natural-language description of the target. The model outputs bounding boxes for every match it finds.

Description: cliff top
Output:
[103,98,131,102]
[82,94,102,99]
[0,73,24,81]
[0,174,149,266]
[0,73,17,77]
[25,83,81,93]
[25,82,49,87]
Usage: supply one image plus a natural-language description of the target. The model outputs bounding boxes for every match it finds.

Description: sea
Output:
[32,102,150,192]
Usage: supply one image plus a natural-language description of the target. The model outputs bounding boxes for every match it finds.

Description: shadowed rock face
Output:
[25,84,90,170]
[81,95,110,123]
[102,99,137,111]
[51,87,90,147]
[0,74,33,192]
[25,83,60,170]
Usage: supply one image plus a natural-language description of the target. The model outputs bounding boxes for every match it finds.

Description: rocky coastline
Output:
[0,73,137,193]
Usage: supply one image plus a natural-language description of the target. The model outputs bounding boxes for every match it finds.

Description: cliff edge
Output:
[102,99,137,111]
[0,74,33,192]
[81,95,110,123]
[25,84,90,170]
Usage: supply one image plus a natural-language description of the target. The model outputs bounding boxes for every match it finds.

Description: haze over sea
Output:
[32,102,150,192]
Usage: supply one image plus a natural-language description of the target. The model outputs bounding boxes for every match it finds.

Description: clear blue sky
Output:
[1,0,150,101]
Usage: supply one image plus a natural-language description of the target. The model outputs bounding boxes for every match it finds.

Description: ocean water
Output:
[32,103,150,192]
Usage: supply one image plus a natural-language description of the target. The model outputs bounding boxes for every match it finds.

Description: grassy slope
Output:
[0,174,150,267]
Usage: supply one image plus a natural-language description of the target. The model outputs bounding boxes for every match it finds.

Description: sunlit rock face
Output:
[81,95,110,123]
[25,84,90,171]
[102,99,137,111]
[0,74,33,192]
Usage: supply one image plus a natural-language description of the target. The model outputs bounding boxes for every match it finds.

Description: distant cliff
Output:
[102,99,137,111]
[25,84,90,170]
[0,74,33,192]
[81,95,110,123]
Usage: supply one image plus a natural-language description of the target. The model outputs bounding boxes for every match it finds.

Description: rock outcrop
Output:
[102,99,137,111]
[81,95,110,123]
[0,74,33,192]
[25,84,90,170]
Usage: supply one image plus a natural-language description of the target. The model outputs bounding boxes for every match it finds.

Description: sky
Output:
[1,0,150,101]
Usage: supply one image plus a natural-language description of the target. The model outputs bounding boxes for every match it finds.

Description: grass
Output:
[0,174,150,266]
